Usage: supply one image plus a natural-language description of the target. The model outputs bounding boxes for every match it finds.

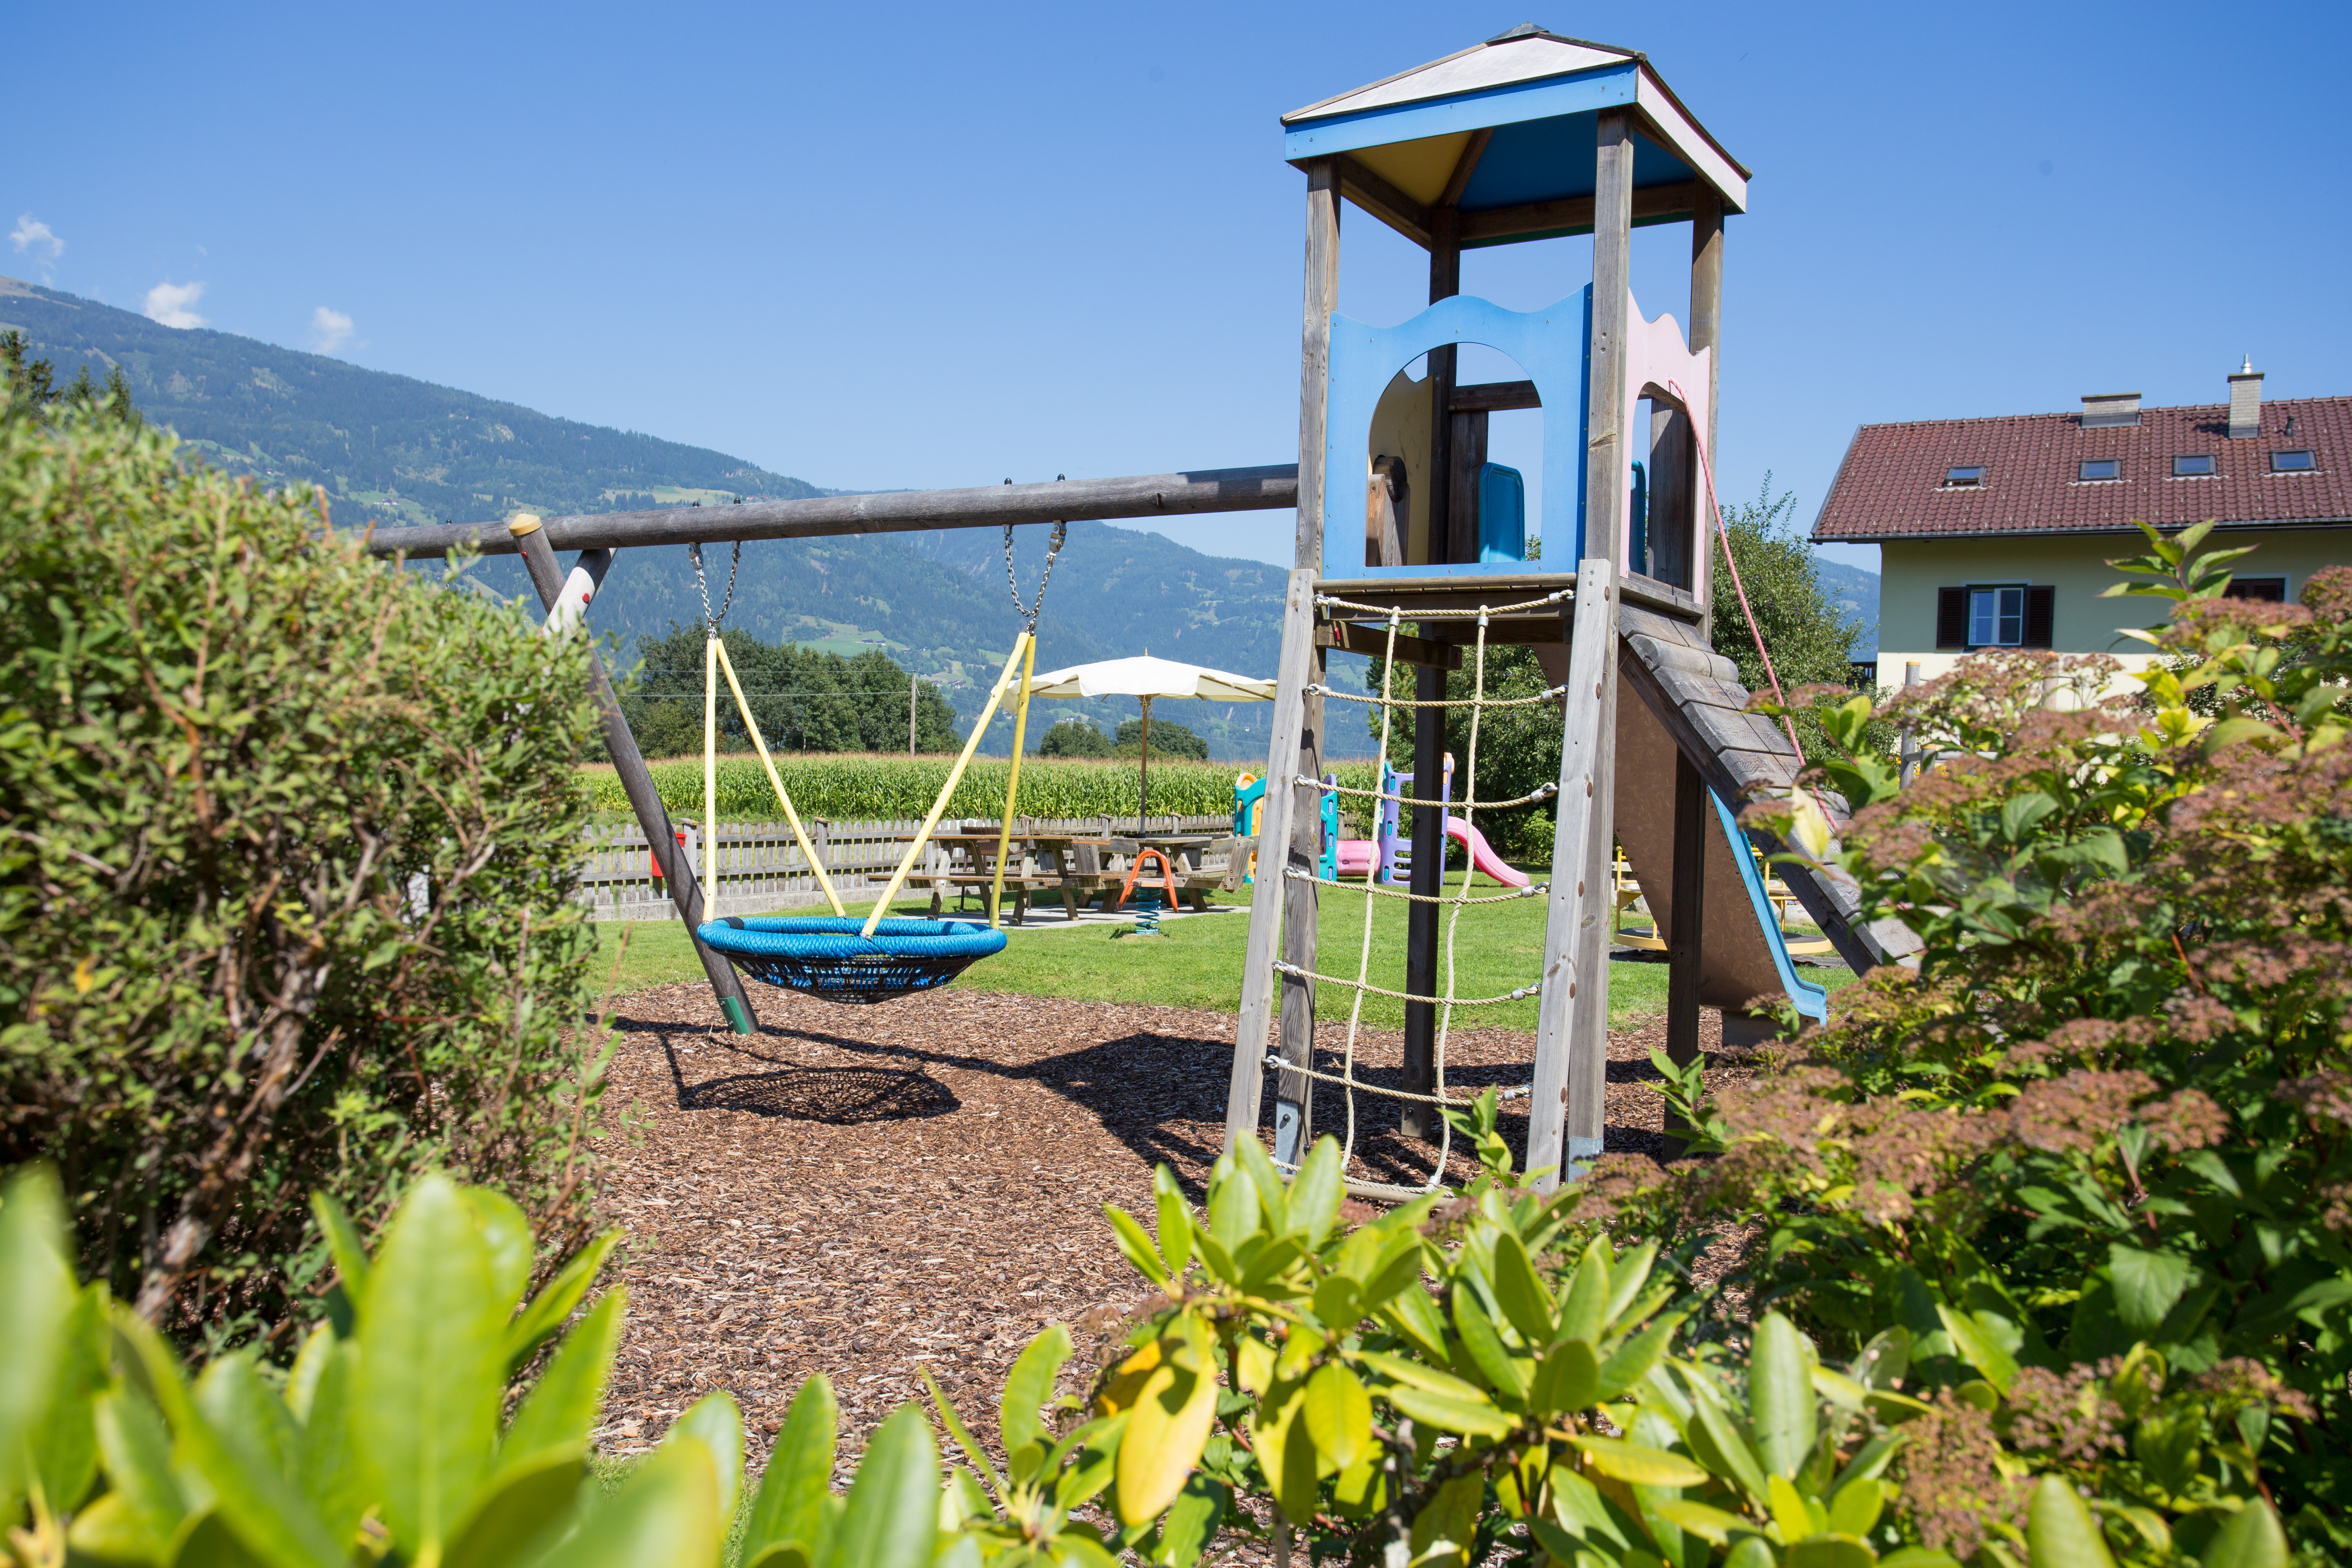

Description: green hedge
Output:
[584,753,1385,824]
[0,400,603,1344]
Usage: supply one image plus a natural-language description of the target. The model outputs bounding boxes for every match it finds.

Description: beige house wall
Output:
[1873,527,2351,690]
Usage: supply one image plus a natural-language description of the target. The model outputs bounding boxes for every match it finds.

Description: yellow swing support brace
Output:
[859,631,1034,937]
[692,534,846,922]
[860,518,1064,937]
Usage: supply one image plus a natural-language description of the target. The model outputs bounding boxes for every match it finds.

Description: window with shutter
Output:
[2023,585,2055,648]
[1936,587,1967,649]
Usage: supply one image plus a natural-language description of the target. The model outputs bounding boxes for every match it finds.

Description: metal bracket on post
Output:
[1526,558,1620,1188]
[506,514,758,1035]
[1226,569,1319,1158]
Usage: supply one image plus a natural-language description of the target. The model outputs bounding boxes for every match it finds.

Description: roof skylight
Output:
[2079,459,2121,482]
[2174,454,2214,476]
[2272,450,2317,472]
[1943,466,1984,487]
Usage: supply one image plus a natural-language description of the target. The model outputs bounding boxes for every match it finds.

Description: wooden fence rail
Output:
[575,815,1235,921]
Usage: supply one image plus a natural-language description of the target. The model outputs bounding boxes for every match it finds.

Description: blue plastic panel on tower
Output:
[1710,791,1829,1024]
[1323,287,1592,578]
[1477,463,1525,563]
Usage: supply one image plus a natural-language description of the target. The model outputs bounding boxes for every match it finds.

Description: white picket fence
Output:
[575,814,1234,921]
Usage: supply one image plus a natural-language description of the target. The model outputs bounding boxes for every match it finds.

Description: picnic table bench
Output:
[918,831,1249,923]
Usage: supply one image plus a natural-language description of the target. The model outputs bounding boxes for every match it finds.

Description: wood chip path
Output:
[589,977,1733,1466]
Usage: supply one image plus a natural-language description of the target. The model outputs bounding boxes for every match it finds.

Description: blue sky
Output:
[11,1,2347,572]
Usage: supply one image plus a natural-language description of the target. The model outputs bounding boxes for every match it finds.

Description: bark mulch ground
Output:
[589,974,1748,1468]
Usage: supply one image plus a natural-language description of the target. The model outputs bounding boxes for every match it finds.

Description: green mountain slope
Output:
[0,274,823,527]
[1,274,1317,758]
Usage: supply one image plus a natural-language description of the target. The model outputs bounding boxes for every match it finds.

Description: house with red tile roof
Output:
[1812,363,2348,688]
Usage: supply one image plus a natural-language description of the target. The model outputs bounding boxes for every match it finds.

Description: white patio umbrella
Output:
[1027,654,1274,833]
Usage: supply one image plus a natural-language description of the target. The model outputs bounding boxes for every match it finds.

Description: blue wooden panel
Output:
[1323,287,1593,579]
[1283,63,1636,162]
[1458,117,1693,211]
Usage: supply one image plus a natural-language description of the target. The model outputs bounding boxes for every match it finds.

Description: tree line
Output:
[621,625,964,758]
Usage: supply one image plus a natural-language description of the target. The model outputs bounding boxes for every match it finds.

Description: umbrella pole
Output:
[1138,694,1152,836]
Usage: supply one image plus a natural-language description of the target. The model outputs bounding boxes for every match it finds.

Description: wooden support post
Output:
[1447,410,1489,566]
[1401,659,1444,1139]
[1527,558,1619,1188]
[1687,185,1724,638]
[1585,110,1634,568]
[507,517,756,1033]
[1401,205,1464,1142]
[1280,641,1326,1164]
[1426,207,1461,576]
[1276,159,1338,1164]
[1227,570,1320,1156]
[364,465,1302,560]
[1663,747,1706,1149]
[1296,159,1341,567]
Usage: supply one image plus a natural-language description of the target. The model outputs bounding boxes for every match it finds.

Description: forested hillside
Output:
[0,273,1306,756]
[0,275,824,529]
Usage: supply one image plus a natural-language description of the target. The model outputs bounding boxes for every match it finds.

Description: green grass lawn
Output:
[590,877,1859,1032]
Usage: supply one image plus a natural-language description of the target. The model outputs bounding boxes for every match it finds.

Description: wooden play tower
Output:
[1220,27,1905,1193]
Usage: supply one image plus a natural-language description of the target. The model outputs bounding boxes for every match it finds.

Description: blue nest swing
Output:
[698,916,1007,1006]
[678,524,1059,1008]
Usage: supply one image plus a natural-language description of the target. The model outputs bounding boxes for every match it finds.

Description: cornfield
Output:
[582,753,1385,823]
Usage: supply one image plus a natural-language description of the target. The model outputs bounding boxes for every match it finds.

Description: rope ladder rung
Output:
[1272,959,1539,1009]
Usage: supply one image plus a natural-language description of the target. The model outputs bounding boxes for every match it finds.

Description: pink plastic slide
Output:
[1335,818,1529,887]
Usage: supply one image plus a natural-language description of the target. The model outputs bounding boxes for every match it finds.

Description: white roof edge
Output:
[1633,72,1747,210]
[1281,33,1638,124]
[1280,40,1493,124]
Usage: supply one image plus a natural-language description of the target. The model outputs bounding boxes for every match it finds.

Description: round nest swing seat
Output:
[697,916,1008,1005]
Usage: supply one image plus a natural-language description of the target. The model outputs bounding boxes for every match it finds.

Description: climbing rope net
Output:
[1271,586,1573,1198]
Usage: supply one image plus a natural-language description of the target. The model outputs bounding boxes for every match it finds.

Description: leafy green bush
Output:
[1112,718,1208,761]
[1036,718,1112,759]
[1612,533,2352,1557]
[1080,1112,2289,1568]
[3,1124,2297,1568]
[0,404,606,1339]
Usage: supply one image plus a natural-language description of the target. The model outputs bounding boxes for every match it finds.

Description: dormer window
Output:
[1944,466,1984,487]
[2078,459,2121,482]
[2272,450,2316,472]
[2173,454,2214,476]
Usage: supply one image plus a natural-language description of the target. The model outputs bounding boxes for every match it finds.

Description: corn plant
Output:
[586,756,1383,824]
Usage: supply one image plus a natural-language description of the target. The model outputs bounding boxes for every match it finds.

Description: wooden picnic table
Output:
[916,831,1244,924]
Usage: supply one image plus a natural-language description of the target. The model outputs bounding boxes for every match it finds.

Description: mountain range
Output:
[3,273,1876,745]
[0,275,1304,755]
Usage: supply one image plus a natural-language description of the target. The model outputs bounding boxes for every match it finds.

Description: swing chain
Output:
[1003,521,1067,634]
[688,539,741,634]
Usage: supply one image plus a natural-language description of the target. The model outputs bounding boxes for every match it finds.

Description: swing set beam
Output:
[359,464,1298,560]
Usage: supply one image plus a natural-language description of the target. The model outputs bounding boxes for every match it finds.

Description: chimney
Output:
[2229,357,2264,438]
[2080,392,2141,428]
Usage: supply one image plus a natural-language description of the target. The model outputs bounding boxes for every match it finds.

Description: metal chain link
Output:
[1004,520,1068,633]
[688,539,741,634]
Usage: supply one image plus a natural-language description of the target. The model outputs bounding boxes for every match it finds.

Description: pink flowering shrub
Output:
[1589,528,2352,1561]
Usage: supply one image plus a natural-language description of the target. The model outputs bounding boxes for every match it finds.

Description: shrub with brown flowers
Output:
[1595,525,2352,1561]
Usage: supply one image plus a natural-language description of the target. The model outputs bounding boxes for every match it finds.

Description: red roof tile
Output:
[1810,396,2352,542]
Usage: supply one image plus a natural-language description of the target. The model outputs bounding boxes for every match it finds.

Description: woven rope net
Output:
[1271,589,1566,1198]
